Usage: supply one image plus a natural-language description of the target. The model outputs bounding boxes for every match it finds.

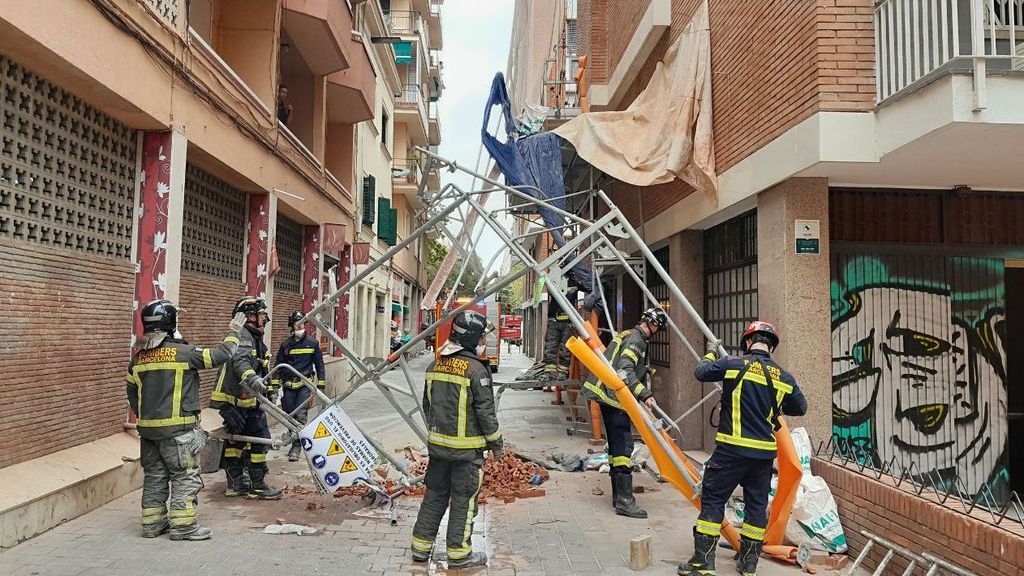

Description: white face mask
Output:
[293,330,306,339]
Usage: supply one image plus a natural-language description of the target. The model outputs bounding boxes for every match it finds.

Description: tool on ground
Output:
[844,530,977,576]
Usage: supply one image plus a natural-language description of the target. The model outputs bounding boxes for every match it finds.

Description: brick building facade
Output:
[0,0,442,547]
[508,0,1024,572]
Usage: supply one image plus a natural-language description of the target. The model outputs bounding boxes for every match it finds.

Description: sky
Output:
[436,0,516,272]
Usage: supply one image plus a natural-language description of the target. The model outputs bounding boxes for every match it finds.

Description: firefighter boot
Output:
[169,525,213,541]
[141,522,169,538]
[448,552,488,569]
[287,442,301,462]
[223,465,246,498]
[678,529,718,575]
[735,537,763,576]
[611,467,648,519]
[246,466,283,500]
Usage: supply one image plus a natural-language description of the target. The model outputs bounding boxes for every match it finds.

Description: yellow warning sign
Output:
[340,457,358,473]
[313,422,331,439]
[326,439,346,457]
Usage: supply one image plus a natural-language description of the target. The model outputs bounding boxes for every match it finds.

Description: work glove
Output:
[704,339,722,360]
[228,312,246,333]
[488,443,504,461]
[219,406,246,434]
[186,429,210,455]
[266,389,278,404]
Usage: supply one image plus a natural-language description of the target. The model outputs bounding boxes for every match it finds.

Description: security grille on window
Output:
[704,210,758,355]
[182,164,245,281]
[647,247,670,367]
[276,215,303,293]
[0,55,137,258]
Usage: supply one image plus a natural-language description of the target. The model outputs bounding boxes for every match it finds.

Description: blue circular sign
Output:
[300,438,313,451]
[312,454,327,469]
[324,472,339,486]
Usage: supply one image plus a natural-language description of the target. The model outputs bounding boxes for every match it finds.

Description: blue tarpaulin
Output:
[481,73,597,305]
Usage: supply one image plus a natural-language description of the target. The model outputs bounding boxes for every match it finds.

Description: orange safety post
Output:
[567,336,743,552]
[589,400,603,441]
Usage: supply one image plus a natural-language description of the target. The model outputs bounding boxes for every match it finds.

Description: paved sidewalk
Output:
[0,351,840,576]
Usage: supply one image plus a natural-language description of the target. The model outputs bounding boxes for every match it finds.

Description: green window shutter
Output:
[376,197,398,247]
[387,207,398,246]
[362,175,376,226]
[376,196,391,243]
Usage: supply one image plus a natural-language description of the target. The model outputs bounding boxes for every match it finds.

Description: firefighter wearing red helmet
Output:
[680,321,807,576]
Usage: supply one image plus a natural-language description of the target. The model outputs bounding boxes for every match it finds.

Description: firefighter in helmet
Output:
[582,306,668,519]
[271,310,326,461]
[127,300,246,540]
[411,310,501,568]
[210,296,283,500]
[680,321,807,576]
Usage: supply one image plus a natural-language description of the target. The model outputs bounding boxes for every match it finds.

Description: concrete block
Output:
[629,534,652,570]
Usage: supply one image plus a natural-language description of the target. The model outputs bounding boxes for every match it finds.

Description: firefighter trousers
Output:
[600,402,634,468]
[140,431,204,530]
[282,385,313,449]
[695,448,773,541]
[411,456,484,561]
[222,408,271,484]
[541,318,572,369]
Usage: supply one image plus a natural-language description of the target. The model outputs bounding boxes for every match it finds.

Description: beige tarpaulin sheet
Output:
[553,3,717,199]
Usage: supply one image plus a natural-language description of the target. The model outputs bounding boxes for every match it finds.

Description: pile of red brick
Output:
[480,451,548,504]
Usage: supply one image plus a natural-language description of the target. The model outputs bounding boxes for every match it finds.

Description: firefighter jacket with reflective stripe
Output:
[127,332,240,440]
[547,275,579,320]
[270,334,326,389]
[210,325,268,410]
[422,348,502,461]
[695,349,807,459]
[582,327,654,409]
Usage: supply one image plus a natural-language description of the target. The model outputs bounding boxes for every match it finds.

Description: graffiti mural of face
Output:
[832,287,1006,494]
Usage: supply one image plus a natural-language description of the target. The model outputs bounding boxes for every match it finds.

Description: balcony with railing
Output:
[875,0,1024,104]
[392,157,423,187]
[384,10,421,36]
[427,101,441,145]
[395,83,429,145]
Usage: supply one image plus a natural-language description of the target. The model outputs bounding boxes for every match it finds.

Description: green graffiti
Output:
[830,254,1009,497]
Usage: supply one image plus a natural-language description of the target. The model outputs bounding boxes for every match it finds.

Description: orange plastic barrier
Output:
[567,334,804,554]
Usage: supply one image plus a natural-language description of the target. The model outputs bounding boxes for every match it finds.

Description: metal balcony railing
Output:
[397,83,422,107]
[541,43,580,118]
[384,10,420,35]
[392,158,422,185]
[875,0,1024,103]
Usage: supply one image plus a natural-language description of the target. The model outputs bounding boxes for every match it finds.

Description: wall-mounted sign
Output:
[795,219,820,254]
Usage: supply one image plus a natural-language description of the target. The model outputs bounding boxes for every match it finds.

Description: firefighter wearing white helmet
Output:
[411,310,502,568]
[582,306,668,519]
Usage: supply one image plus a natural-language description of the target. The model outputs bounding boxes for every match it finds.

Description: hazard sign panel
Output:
[300,405,379,494]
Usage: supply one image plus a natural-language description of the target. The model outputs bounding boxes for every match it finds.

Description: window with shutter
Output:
[377,197,397,246]
[362,175,376,227]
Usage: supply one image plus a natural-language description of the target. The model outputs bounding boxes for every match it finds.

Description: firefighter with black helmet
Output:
[127,300,246,540]
[582,306,667,519]
[272,310,327,461]
[411,310,501,569]
[210,296,283,500]
[680,321,807,576]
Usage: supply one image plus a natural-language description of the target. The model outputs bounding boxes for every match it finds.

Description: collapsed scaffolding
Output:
[205,141,811,564]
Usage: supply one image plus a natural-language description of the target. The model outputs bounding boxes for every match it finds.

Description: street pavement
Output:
[0,348,841,576]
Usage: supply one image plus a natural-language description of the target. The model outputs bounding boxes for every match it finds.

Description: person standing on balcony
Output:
[277,84,292,125]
